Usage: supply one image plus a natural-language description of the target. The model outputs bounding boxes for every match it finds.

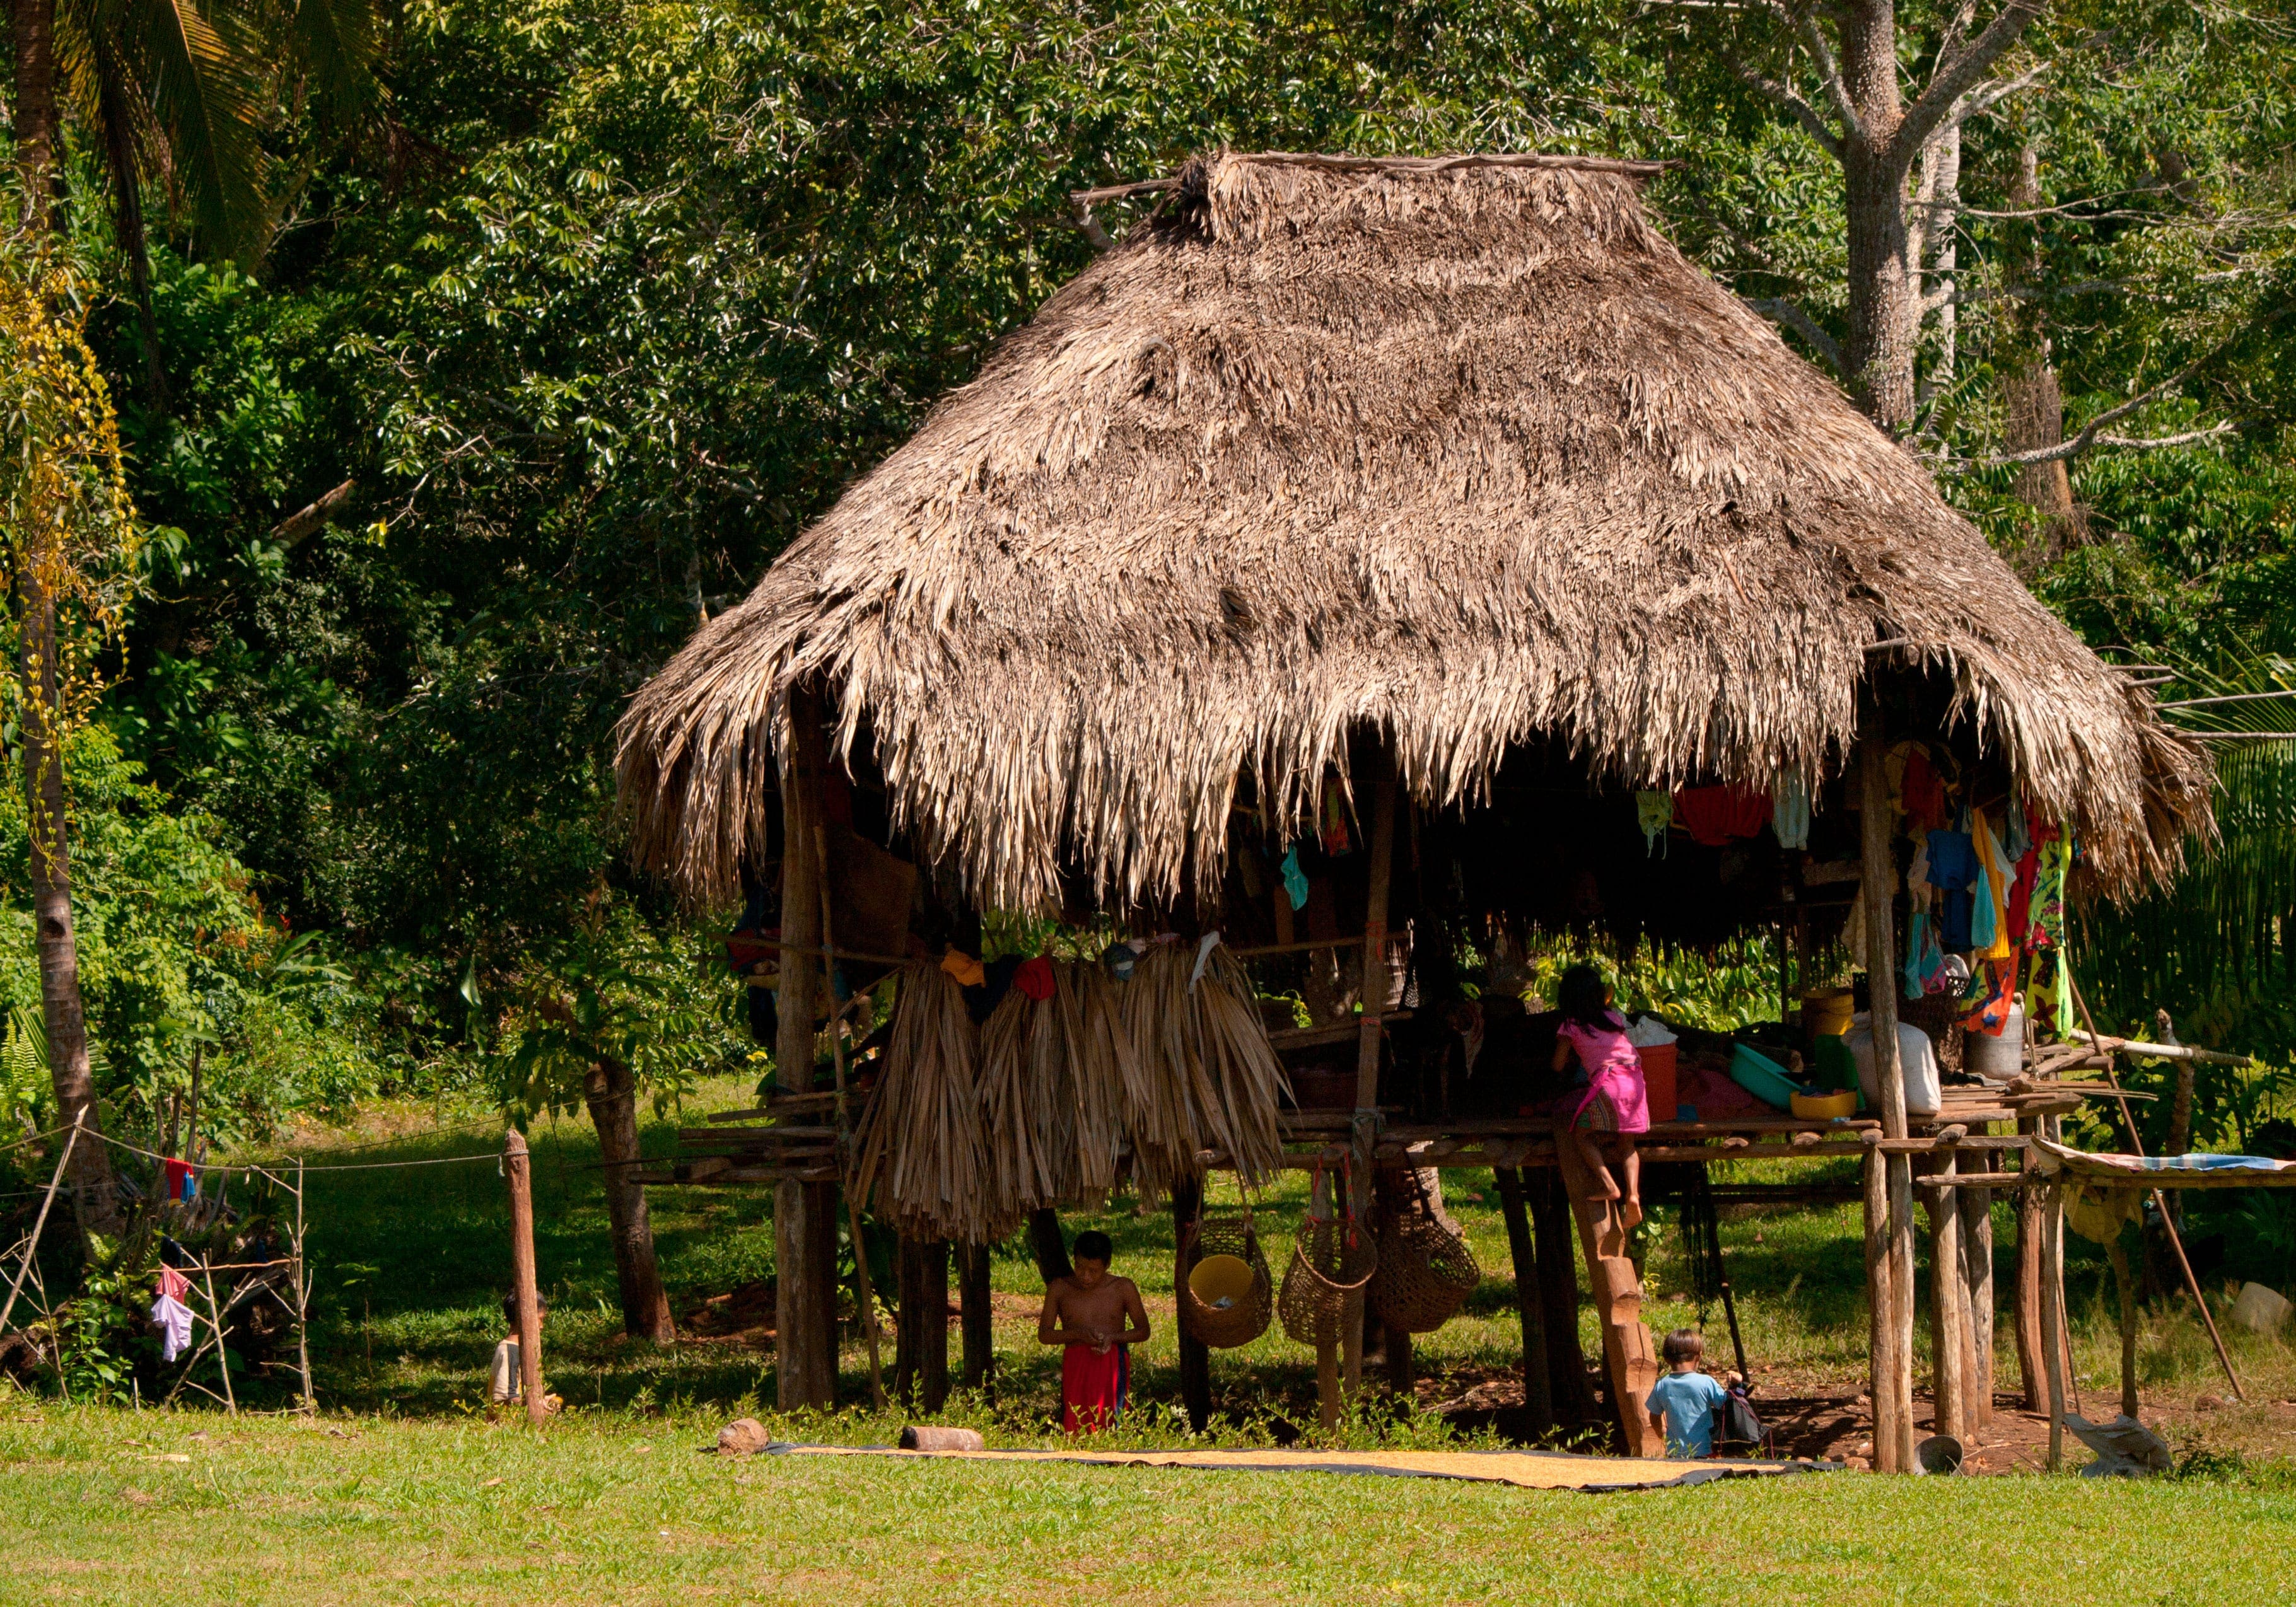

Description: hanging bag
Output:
[1279,1159,1378,1346]
[1710,1381,1768,1458]
[1177,1175,1275,1350]
[1370,1169,1481,1334]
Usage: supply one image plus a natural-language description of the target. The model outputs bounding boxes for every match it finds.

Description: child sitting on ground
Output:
[1036,1230,1150,1434]
[1551,963,1650,1229]
[1645,1328,1729,1457]
[489,1294,563,1417]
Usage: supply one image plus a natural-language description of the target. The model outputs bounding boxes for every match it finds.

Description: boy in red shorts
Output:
[1037,1230,1150,1434]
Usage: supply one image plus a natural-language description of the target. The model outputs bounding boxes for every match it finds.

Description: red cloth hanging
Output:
[1672,785,1773,847]
[1013,956,1056,1001]
[1901,750,1948,833]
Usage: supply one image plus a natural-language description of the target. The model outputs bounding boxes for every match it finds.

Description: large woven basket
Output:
[1278,1212,1379,1347]
[1178,1214,1275,1349]
[1370,1191,1481,1334]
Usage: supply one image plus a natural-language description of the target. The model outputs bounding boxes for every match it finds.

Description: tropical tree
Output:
[495,915,730,1341]
[6,0,376,1233]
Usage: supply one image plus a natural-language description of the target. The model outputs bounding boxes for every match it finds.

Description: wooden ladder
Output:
[1555,1136,1665,1456]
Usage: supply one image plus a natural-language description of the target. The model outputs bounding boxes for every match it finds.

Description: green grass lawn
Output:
[8,1405,2295,1606]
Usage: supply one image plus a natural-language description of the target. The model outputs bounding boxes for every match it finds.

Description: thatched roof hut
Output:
[617,151,2210,916]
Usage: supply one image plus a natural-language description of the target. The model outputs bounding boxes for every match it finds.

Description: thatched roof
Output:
[617,151,2212,914]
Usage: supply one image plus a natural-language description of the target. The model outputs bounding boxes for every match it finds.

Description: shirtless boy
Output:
[1037,1230,1150,1434]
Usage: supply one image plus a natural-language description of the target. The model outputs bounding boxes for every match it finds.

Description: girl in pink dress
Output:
[1551,965,1652,1227]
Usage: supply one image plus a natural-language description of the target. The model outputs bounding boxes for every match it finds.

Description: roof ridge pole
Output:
[1856,722,1916,1473]
[1344,744,1400,1402]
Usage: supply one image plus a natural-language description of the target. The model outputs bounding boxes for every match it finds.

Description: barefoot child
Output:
[1037,1230,1150,1434]
[1551,963,1650,1227]
[1645,1328,1729,1457]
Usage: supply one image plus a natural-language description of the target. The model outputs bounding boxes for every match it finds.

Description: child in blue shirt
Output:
[1645,1328,1729,1456]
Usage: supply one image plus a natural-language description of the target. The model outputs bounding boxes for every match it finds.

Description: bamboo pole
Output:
[0,1121,79,1338]
[504,1129,544,1427]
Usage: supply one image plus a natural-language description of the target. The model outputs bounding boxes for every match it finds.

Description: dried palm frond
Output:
[852,962,1003,1243]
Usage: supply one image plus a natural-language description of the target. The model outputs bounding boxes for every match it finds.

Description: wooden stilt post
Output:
[1310,1164,1340,1433]
[1959,1170,1995,1430]
[1346,748,1399,1401]
[504,1128,545,1429]
[1928,1151,1967,1442]
[1862,1137,1901,1470]
[774,687,837,1410]
[1856,727,1917,1473]
[1528,1164,1594,1422]
[2040,1181,2066,1469]
[2106,1229,2142,1422]
[1493,1166,1554,1436]
[2013,1117,2044,1410]
[1172,1174,1212,1432]
[958,1242,993,1392]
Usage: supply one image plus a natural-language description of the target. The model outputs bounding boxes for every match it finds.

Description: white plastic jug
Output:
[1846,1016,1942,1117]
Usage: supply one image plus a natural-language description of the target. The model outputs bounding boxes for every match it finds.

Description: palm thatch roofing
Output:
[617,151,2212,915]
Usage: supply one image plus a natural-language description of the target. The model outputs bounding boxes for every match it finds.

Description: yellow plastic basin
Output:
[1792,1089,1860,1121]
[1189,1254,1257,1307]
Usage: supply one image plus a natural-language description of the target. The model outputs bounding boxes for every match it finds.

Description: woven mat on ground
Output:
[769,1443,1834,1492]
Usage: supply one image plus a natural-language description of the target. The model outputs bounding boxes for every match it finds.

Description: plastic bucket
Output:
[1803,988,1856,1037]
[1962,1004,2026,1079]
[1188,1254,1259,1309]
[1635,1042,1677,1128]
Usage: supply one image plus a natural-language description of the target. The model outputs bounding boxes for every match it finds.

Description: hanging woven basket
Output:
[1370,1180,1481,1334]
[1178,1200,1275,1350]
[1278,1172,1379,1347]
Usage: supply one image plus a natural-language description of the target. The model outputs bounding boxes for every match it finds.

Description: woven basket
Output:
[1370,1192,1481,1334]
[1178,1215,1274,1350]
[1278,1213,1379,1347]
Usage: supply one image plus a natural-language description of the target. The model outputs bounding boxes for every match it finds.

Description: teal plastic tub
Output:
[1729,1043,1810,1110]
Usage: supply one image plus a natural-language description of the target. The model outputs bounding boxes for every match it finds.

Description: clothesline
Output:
[95,1131,507,1176]
[0,1122,73,1159]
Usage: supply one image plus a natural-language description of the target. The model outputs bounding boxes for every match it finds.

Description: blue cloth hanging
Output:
[1279,845,1309,911]
[1771,776,1811,850]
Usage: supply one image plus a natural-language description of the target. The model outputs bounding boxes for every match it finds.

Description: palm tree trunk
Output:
[14,574,122,1239]
[13,0,122,1242]
[583,1055,673,1342]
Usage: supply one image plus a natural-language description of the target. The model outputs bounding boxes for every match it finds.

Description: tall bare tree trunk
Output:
[13,0,121,1242]
[1838,1,1916,432]
[584,1055,673,1342]
[2002,148,2083,560]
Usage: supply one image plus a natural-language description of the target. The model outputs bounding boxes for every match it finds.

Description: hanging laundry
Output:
[1673,784,1772,847]
[1899,748,1949,834]
[1969,858,1998,951]
[1013,956,1056,1002]
[1188,932,1223,990]
[151,1291,194,1362]
[161,1156,197,1204]
[157,1265,191,1303]
[1771,776,1811,850]
[2007,837,2039,946]
[1971,808,2015,961]
[1319,779,1353,857]
[1901,912,1935,1001]
[1959,953,2020,1037]
[2028,825,2072,950]
[1924,828,1979,951]
[2027,947,2072,1039]
[2004,802,2032,863]
[1635,791,1674,857]
[1279,845,1309,911]
[938,949,986,989]
[1100,941,1140,982]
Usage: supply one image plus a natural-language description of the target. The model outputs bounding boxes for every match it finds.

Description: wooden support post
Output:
[1862,1143,1901,1471]
[893,1235,948,1412]
[1959,1169,1995,1430]
[503,1129,545,1428]
[2040,1182,2066,1469]
[1308,1165,1341,1432]
[1856,728,1917,1471]
[2106,1229,2142,1422]
[1556,1126,1662,1456]
[1172,1174,1213,1432]
[1529,1166,1594,1422]
[2013,1116,2044,1411]
[1346,748,1399,1401]
[1926,1150,1967,1442]
[1028,1207,1073,1287]
[774,685,837,1410]
[958,1242,994,1392]
[1493,1166,1554,1436]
